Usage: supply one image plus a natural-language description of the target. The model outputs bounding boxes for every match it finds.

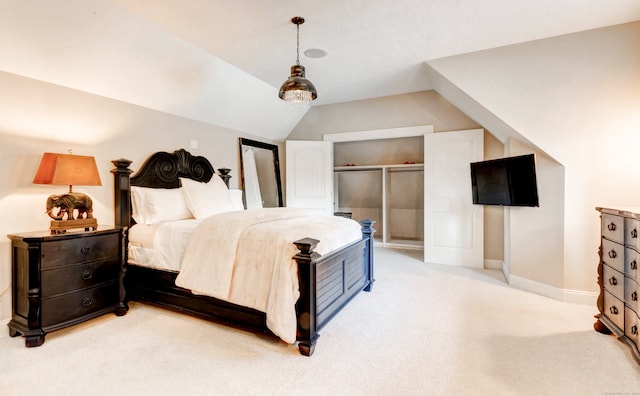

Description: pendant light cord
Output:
[296,22,301,66]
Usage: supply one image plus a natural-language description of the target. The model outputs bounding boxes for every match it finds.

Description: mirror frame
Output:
[238,138,284,208]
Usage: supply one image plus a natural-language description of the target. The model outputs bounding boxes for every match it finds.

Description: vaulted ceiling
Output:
[2,1,640,140]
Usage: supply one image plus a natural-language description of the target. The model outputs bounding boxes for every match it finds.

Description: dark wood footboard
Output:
[294,221,375,356]
[111,149,375,356]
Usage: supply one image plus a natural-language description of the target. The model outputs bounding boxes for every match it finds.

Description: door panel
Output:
[285,140,333,213]
[425,129,484,267]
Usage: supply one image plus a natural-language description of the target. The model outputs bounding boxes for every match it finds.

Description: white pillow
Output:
[130,186,193,224]
[229,189,245,211]
[180,176,236,219]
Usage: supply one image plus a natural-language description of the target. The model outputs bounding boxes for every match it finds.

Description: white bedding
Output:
[128,219,201,271]
[175,207,362,344]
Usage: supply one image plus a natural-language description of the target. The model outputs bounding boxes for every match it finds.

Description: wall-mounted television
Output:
[470,154,539,207]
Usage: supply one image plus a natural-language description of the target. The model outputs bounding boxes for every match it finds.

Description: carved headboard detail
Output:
[111,148,228,228]
[130,149,215,188]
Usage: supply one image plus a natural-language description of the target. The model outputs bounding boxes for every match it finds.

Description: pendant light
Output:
[278,16,317,104]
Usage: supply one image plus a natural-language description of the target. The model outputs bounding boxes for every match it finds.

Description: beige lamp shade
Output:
[33,152,102,192]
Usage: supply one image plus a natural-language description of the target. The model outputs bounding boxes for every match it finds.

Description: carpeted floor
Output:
[1,247,639,395]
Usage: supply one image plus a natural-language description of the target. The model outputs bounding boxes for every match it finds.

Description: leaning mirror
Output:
[239,138,283,208]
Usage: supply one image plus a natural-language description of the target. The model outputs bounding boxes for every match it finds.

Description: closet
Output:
[333,137,424,249]
[286,127,484,266]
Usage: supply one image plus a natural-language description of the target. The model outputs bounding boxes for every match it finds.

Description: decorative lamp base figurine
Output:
[45,192,98,234]
[32,151,102,234]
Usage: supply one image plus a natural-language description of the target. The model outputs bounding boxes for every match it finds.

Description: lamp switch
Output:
[190,140,198,149]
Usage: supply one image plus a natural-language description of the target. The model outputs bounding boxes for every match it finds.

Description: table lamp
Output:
[33,151,102,234]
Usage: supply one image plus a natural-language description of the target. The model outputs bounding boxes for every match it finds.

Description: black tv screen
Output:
[470,154,539,207]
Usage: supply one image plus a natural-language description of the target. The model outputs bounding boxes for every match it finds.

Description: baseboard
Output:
[507,273,598,305]
[483,259,503,270]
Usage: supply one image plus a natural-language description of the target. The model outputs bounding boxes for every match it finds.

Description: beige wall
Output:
[428,21,640,298]
[0,71,272,323]
[505,138,565,288]
[288,90,480,140]
[483,133,505,262]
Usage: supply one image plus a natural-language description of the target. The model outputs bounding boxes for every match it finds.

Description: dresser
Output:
[595,207,640,363]
[7,227,127,347]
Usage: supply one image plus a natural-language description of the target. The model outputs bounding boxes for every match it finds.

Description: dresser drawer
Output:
[602,238,624,273]
[626,276,640,314]
[625,247,640,283]
[603,263,625,301]
[41,233,120,269]
[41,259,121,297]
[602,213,624,244]
[625,307,640,348]
[41,282,120,328]
[626,217,640,250]
[604,290,625,330]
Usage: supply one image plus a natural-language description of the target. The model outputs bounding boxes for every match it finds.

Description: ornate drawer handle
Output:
[81,297,93,307]
[80,246,93,255]
[609,276,618,286]
[608,250,617,259]
[633,291,638,301]
[80,271,93,281]
[608,222,617,231]
[632,229,638,239]
[632,325,638,335]
[632,260,638,270]
[610,306,619,315]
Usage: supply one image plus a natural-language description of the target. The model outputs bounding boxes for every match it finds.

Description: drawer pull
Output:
[609,276,618,286]
[608,250,617,259]
[80,271,93,281]
[80,246,93,255]
[632,260,638,270]
[632,325,638,335]
[608,222,617,231]
[610,306,619,315]
[81,297,93,307]
[632,229,638,239]
[633,291,638,301]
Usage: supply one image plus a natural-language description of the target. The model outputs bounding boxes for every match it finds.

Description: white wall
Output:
[427,21,640,297]
[288,91,481,140]
[0,71,270,323]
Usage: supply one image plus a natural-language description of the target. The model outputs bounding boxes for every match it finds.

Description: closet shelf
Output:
[334,163,424,172]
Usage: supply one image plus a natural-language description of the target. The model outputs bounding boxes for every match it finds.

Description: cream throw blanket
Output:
[175,208,362,343]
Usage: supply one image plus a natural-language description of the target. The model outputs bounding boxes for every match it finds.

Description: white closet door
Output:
[285,140,334,213]
[424,129,484,267]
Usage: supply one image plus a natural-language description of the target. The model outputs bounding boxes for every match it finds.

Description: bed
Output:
[111,149,375,356]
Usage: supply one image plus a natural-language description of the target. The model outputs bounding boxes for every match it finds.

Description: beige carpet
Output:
[1,247,639,395]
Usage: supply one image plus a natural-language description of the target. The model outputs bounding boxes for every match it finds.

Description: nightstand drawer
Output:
[41,259,121,297]
[41,233,119,269]
[41,282,120,327]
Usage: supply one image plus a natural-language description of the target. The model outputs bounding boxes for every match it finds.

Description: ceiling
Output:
[2,1,640,140]
[111,0,640,106]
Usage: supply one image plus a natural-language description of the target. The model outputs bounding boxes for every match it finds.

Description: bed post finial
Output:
[218,168,231,187]
[111,158,133,228]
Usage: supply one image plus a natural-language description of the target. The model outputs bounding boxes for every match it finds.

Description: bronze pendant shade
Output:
[278,17,317,104]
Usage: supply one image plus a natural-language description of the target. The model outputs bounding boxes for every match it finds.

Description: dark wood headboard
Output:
[111,148,231,228]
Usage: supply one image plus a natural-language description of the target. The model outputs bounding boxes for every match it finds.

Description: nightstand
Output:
[7,227,128,347]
